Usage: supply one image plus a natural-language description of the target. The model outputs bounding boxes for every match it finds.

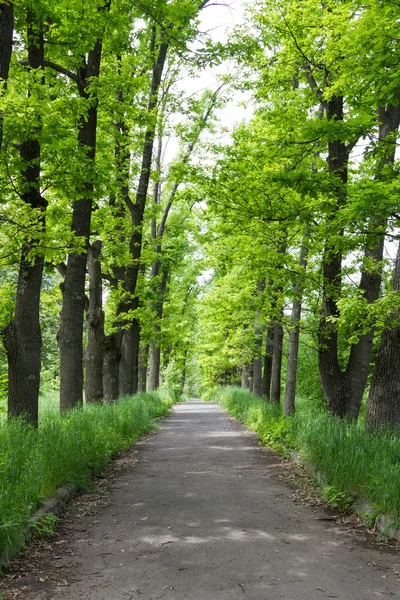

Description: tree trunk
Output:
[119,317,140,396]
[252,356,263,396]
[138,344,149,392]
[271,322,284,404]
[241,366,251,389]
[103,332,121,401]
[148,343,161,391]
[284,235,309,415]
[59,32,106,411]
[0,1,13,150]
[180,349,188,395]
[366,242,400,429]
[252,280,264,397]
[85,241,104,403]
[318,99,400,419]
[119,34,168,392]
[262,327,274,398]
[4,10,45,426]
[148,267,169,391]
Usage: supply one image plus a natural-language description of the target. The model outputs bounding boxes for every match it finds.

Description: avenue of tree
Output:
[0,0,399,431]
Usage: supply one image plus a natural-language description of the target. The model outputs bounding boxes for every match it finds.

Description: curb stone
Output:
[289,451,400,544]
[0,484,78,570]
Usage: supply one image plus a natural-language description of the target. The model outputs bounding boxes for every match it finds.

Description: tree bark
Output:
[118,32,168,394]
[148,343,161,391]
[85,241,104,403]
[103,331,122,401]
[0,1,13,151]
[318,99,400,419]
[180,349,188,395]
[262,327,274,398]
[59,13,108,410]
[271,322,284,404]
[252,355,263,396]
[365,102,400,428]
[241,366,251,389]
[148,267,169,391]
[366,242,400,429]
[252,280,264,397]
[119,315,140,396]
[138,344,149,392]
[284,234,309,415]
[4,10,45,426]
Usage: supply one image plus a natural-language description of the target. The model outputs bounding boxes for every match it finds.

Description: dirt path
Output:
[2,399,400,599]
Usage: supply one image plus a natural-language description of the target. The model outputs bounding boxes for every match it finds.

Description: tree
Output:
[3,5,46,425]
[116,0,213,395]
[57,0,111,410]
[0,0,13,150]
[366,242,400,429]
[146,87,223,390]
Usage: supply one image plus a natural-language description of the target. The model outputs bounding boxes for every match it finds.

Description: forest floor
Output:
[1,399,400,600]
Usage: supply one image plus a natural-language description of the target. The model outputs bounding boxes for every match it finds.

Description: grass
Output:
[0,390,62,423]
[0,389,175,565]
[206,386,400,526]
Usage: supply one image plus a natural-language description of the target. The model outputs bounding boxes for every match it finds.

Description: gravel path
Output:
[2,399,399,599]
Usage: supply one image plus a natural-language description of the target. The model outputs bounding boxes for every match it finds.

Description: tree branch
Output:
[43,60,78,82]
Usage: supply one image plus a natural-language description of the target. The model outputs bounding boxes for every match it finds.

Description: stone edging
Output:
[291,452,400,543]
[0,484,78,570]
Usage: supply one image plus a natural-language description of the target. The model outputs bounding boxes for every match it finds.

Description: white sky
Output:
[196,0,253,127]
[163,0,252,165]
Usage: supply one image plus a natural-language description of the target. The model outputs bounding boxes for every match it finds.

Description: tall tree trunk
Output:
[119,314,140,396]
[284,234,309,415]
[262,327,274,398]
[365,102,400,428]
[0,1,13,151]
[180,349,188,395]
[241,366,251,389]
[252,355,263,396]
[3,10,45,426]
[103,331,121,400]
[138,344,149,392]
[148,267,169,391]
[148,342,161,391]
[252,280,264,397]
[85,241,104,403]
[366,242,400,429]
[318,95,350,417]
[318,99,400,419]
[118,33,168,394]
[59,24,107,410]
[271,321,284,404]
[249,363,254,392]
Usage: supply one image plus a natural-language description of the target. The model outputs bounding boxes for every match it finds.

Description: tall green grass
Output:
[0,390,175,565]
[208,386,400,524]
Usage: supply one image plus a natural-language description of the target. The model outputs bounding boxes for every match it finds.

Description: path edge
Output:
[0,484,78,571]
[292,452,400,543]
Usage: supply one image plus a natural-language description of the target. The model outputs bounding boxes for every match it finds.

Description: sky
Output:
[196,0,252,128]
[163,0,252,166]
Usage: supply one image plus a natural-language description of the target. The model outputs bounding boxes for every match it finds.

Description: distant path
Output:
[4,399,400,599]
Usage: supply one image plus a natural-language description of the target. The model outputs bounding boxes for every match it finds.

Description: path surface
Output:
[3,400,400,599]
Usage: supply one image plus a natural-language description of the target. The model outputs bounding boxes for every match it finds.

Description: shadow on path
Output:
[2,399,399,600]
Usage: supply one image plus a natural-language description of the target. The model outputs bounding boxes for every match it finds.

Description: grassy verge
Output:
[206,386,400,526]
[0,390,175,564]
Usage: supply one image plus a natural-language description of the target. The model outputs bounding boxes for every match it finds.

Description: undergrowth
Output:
[0,390,175,565]
[206,386,400,526]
